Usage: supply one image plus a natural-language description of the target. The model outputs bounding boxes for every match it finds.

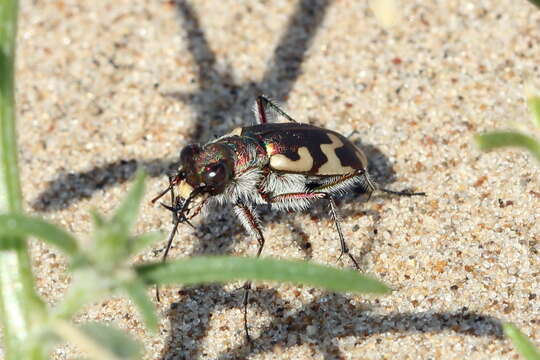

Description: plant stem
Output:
[0,1,46,359]
[0,0,21,211]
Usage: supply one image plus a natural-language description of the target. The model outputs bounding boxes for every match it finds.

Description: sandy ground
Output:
[14,0,540,359]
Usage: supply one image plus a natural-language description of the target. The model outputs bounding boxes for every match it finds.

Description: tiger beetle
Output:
[152,95,425,342]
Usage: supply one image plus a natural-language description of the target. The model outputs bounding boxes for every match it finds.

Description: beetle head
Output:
[176,142,234,198]
[151,142,235,224]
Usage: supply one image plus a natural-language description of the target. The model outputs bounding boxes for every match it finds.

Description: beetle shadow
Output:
[285,219,314,261]
[149,1,415,357]
[160,286,504,359]
[31,0,333,213]
[26,0,446,357]
[155,143,417,359]
[161,0,334,143]
[32,158,179,212]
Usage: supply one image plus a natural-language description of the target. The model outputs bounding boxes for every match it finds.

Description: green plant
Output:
[528,0,540,10]
[0,172,391,359]
[0,2,390,358]
[504,323,540,360]
[476,87,540,162]
[1,1,46,359]
[475,87,540,359]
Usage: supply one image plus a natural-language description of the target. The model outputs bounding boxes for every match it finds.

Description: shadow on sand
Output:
[30,1,502,359]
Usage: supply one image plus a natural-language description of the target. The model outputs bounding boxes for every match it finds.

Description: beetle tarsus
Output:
[380,188,426,197]
[243,281,254,344]
[234,201,265,341]
[328,195,360,270]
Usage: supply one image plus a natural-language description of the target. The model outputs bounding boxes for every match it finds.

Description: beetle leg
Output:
[155,177,181,302]
[233,201,265,343]
[307,170,425,200]
[255,96,268,124]
[269,192,360,270]
[380,188,426,197]
[365,171,426,197]
[255,95,298,124]
[309,172,360,192]
[269,192,327,202]
[326,195,360,270]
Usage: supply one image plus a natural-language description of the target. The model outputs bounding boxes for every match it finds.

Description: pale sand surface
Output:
[15,0,540,359]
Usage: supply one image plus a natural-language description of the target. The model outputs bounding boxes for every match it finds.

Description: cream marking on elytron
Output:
[317,134,355,175]
[269,146,314,172]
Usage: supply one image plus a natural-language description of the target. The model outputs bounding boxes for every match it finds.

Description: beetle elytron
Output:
[152,95,424,340]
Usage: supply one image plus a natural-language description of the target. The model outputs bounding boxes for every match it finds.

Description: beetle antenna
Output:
[151,185,172,204]
[150,173,184,204]
[158,185,205,263]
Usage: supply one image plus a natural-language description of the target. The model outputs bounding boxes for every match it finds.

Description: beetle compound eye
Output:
[204,162,229,191]
[205,163,226,183]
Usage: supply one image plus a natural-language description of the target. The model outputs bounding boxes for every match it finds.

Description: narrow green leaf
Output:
[53,270,109,320]
[0,2,48,359]
[527,94,540,129]
[122,279,158,333]
[0,0,22,213]
[53,320,142,360]
[78,323,142,360]
[93,171,145,266]
[0,214,78,255]
[475,131,540,162]
[136,256,391,294]
[504,323,540,360]
[111,171,146,234]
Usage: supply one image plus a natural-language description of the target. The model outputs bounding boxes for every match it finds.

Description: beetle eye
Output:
[204,162,229,190]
